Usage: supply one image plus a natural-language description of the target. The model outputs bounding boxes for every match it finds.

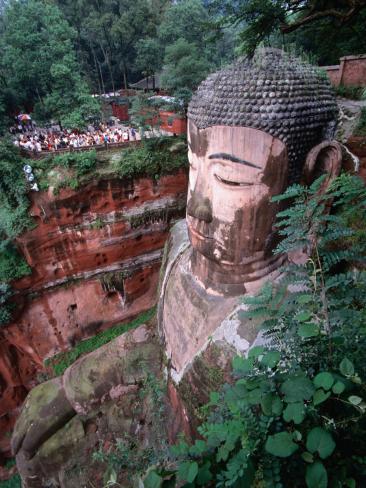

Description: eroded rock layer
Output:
[0,170,187,457]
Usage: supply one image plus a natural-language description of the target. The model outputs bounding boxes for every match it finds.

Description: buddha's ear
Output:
[303,140,342,190]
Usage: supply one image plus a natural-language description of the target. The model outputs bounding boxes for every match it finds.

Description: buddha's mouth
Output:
[188,225,213,241]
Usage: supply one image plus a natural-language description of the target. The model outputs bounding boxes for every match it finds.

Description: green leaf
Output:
[265,432,299,458]
[232,356,253,374]
[209,391,220,405]
[280,374,315,403]
[196,462,212,486]
[348,395,362,405]
[272,397,284,416]
[345,478,356,488]
[297,294,313,304]
[313,372,334,391]
[302,451,314,463]
[144,471,163,488]
[340,358,355,377]
[261,350,281,368]
[306,427,336,459]
[248,346,265,358]
[296,311,312,322]
[298,323,320,338]
[177,462,198,483]
[261,394,274,416]
[283,402,305,424]
[305,461,328,488]
[189,440,207,457]
[293,430,302,442]
[313,389,331,406]
[261,394,283,416]
[332,381,345,395]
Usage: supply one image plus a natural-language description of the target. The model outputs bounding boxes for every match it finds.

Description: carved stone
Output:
[159,48,341,378]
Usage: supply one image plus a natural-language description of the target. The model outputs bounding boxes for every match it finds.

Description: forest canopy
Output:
[1,0,366,129]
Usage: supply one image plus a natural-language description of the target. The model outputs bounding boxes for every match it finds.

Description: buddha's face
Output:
[187,120,288,268]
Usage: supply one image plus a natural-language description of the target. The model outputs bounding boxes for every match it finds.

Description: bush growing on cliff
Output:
[114,136,188,180]
[52,150,97,176]
[0,138,32,324]
[144,174,366,488]
[0,138,33,239]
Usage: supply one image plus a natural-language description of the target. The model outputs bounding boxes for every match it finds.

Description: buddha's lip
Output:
[188,225,213,241]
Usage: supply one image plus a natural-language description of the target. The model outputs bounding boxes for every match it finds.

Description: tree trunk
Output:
[91,45,102,95]
[100,43,115,94]
[123,61,128,90]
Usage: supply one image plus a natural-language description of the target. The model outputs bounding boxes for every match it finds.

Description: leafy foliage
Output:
[0,282,13,326]
[0,139,32,324]
[30,149,98,192]
[145,173,366,487]
[335,85,366,101]
[0,474,21,488]
[1,0,99,128]
[0,138,33,240]
[161,38,212,96]
[355,108,366,137]
[207,0,366,60]
[113,136,188,180]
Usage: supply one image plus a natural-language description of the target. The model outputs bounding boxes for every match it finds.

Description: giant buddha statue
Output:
[158,48,341,379]
[12,48,342,487]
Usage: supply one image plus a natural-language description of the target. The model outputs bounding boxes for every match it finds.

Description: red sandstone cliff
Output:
[0,170,188,457]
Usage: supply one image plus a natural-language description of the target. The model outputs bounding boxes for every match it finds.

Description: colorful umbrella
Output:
[18,114,32,121]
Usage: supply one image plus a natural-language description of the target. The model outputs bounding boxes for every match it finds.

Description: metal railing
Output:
[20,140,142,160]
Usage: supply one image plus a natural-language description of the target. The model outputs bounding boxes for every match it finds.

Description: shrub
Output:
[0,242,31,283]
[114,137,188,180]
[335,85,365,100]
[0,474,21,488]
[355,108,366,137]
[52,149,97,176]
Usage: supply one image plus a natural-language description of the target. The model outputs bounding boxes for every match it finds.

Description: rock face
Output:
[12,324,164,488]
[0,170,187,457]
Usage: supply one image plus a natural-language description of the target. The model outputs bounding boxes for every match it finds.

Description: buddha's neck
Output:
[189,250,286,296]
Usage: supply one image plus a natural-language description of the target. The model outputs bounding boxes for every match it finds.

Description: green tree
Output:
[161,38,212,97]
[207,0,366,57]
[157,0,234,100]
[135,37,164,89]
[158,0,211,46]
[1,0,99,128]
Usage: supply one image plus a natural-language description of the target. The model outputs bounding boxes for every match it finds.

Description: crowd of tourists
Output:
[12,123,138,153]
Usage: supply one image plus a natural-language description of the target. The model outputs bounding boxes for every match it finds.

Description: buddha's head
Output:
[186,48,341,292]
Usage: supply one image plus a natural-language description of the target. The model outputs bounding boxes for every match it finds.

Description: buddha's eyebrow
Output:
[209,153,261,169]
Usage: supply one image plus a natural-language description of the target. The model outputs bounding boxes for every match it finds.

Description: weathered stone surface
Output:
[159,48,342,381]
[12,324,166,488]
[0,170,188,457]
[14,173,187,291]
[11,377,75,458]
[15,417,85,488]
[4,263,160,363]
[63,325,161,414]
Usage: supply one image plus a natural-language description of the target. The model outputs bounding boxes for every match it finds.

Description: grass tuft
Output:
[44,307,156,376]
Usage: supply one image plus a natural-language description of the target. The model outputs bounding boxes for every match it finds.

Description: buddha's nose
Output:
[187,192,213,223]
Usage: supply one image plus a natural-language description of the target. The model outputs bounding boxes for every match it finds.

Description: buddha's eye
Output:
[215,174,253,187]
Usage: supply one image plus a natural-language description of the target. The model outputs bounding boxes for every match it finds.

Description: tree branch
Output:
[281,1,366,33]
